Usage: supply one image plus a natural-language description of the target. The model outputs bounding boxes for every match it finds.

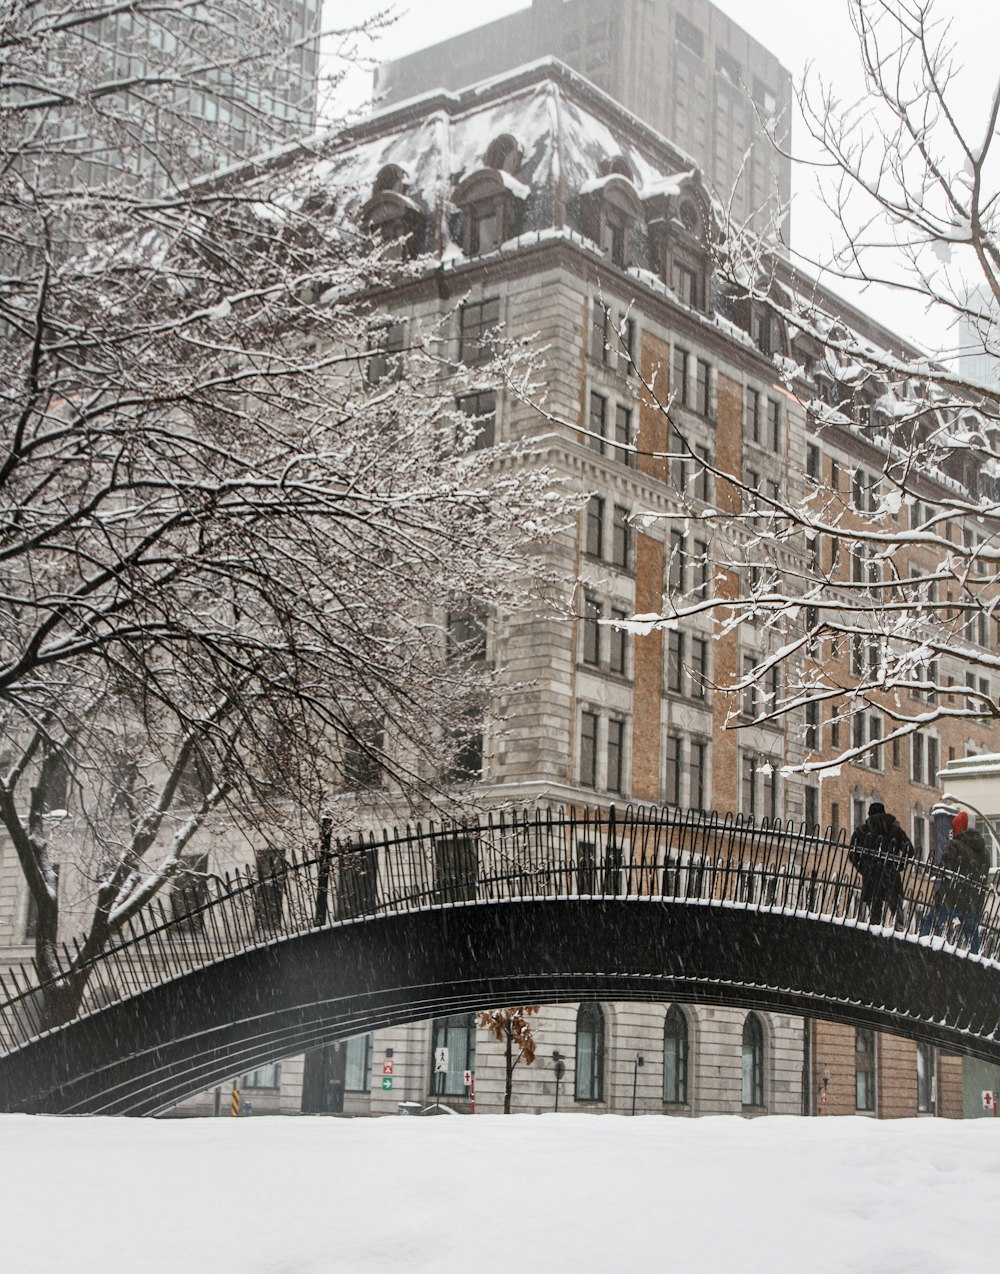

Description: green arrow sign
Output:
[382,1076,394,1091]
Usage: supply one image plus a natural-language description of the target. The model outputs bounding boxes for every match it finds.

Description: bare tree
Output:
[476,1006,539,1114]
[0,2,570,1026]
[606,0,1000,774]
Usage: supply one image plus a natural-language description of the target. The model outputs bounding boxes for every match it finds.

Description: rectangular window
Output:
[366,321,405,385]
[693,446,712,503]
[868,714,883,768]
[690,636,709,699]
[672,260,699,308]
[762,764,777,821]
[927,734,939,785]
[607,719,624,794]
[344,1035,372,1092]
[664,734,683,806]
[459,297,500,366]
[916,1042,935,1114]
[589,390,607,454]
[695,359,712,418]
[688,740,706,811]
[668,529,686,594]
[169,852,209,934]
[580,711,598,788]
[609,608,627,676]
[912,731,925,785]
[767,399,780,449]
[746,388,761,443]
[667,630,685,694]
[469,203,500,255]
[585,495,604,558]
[673,346,689,409]
[618,315,636,376]
[805,701,819,751]
[741,754,757,818]
[692,539,709,594]
[602,216,626,268]
[582,591,601,666]
[242,1062,282,1090]
[456,389,496,449]
[715,46,742,83]
[611,505,632,571]
[614,404,634,465]
[591,299,610,363]
[742,654,758,718]
[804,786,819,830]
[806,443,820,481]
[676,13,704,57]
[855,1028,876,1113]
[670,422,689,490]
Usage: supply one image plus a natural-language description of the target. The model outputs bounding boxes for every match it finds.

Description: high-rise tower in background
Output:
[374,0,792,241]
[26,0,322,192]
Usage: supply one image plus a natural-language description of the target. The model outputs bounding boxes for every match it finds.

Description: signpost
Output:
[434,1046,448,1097]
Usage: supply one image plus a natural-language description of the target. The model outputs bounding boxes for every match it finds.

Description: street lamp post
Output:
[631,1054,644,1116]
[552,1051,565,1113]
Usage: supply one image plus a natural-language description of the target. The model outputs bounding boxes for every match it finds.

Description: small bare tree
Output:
[476,1006,540,1114]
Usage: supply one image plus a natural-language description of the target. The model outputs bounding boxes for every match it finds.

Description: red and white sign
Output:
[982,1090,995,1111]
[383,1060,394,1076]
[463,1069,473,1087]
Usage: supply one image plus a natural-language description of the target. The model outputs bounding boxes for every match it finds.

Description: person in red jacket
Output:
[921,810,991,952]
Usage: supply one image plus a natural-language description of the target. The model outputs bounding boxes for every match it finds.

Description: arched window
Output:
[575,1002,605,1101]
[373,164,408,196]
[663,1005,689,1104]
[600,154,635,181]
[855,1027,876,1112]
[430,1014,477,1097]
[741,1013,764,1108]
[484,134,523,174]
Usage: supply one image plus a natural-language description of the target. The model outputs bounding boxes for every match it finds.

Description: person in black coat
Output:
[921,810,991,951]
[849,802,915,926]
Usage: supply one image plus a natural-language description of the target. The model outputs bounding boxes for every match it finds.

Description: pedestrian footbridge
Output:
[1,806,998,1115]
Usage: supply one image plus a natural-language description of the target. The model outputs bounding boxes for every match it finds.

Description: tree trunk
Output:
[504,1025,513,1114]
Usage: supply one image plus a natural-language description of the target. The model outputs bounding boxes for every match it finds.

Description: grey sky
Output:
[327,2,1000,351]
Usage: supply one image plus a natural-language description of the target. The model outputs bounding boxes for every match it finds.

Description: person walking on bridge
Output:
[849,802,914,928]
[921,810,991,952]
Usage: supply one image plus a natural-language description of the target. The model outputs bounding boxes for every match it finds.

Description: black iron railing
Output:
[0,805,996,1052]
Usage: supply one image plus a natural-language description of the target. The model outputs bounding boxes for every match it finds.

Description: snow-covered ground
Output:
[3,1113,998,1272]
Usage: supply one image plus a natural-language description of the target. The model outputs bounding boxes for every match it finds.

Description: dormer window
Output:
[582,166,643,270]
[644,177,712,314]
[361,167,424,262]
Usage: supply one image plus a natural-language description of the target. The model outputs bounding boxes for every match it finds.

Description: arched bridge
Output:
[1,805,999,1115]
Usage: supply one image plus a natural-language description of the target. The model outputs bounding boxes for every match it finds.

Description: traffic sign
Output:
[382,1076,394,1091]
[463,1069,472,1087]
[434,1046,449,1074]
[383,1059,394,1076]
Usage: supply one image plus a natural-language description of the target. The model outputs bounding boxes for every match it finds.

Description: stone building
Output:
[174,58,995,1119]
[2,54,996,1120]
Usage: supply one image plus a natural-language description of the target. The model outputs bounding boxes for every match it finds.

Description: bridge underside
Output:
[2,898,998,1115]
